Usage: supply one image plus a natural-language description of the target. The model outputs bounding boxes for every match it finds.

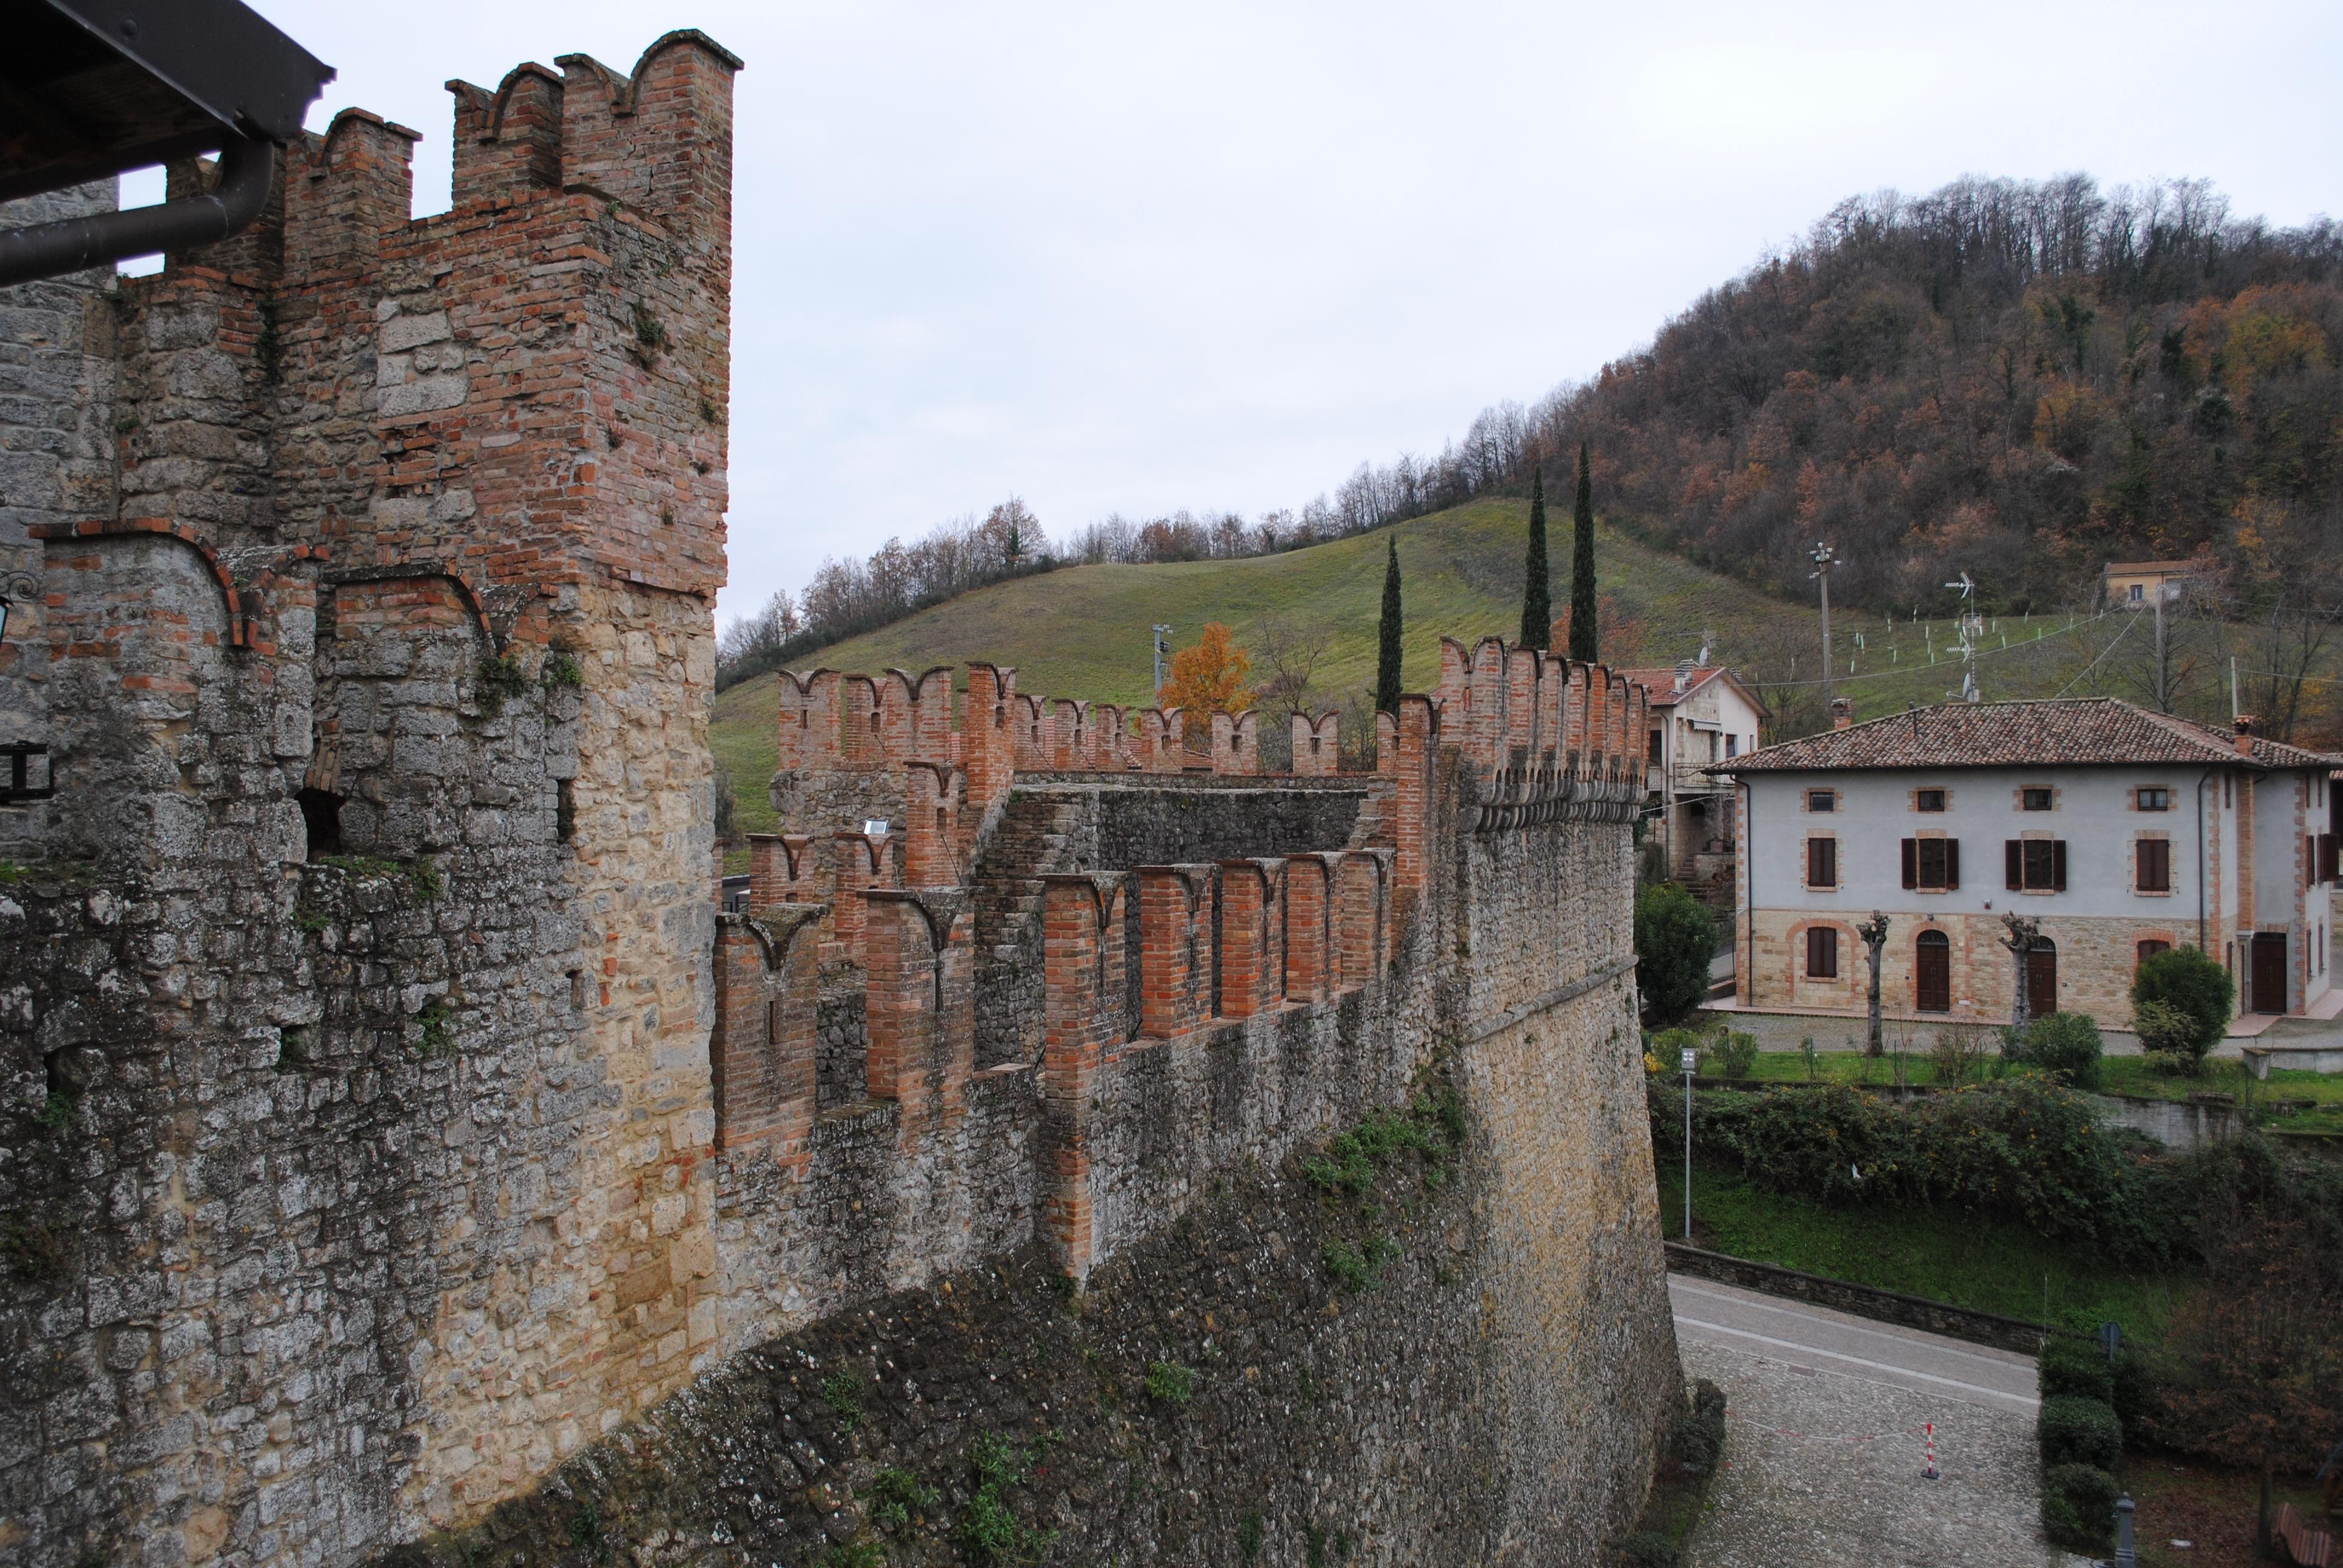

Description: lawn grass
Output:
[1653,1158,2193,1341]
[1697,1045,2343,1135]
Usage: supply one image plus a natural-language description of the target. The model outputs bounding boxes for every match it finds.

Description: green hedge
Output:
[2040,1395,2122,1470]
[2037,1337,2114,1403]
[1647,1077,2187,1252]
[2042,1463,2119,1553]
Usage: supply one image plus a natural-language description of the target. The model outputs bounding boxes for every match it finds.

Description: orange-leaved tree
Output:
[1159,622,1254,723]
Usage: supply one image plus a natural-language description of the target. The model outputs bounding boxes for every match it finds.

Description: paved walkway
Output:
[1673,1275,2064,1568]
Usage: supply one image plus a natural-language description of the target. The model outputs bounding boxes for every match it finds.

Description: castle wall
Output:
[0,27,1677,1568]
[0,33,743,1568]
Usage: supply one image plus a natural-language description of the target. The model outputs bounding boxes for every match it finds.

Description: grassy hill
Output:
[714,496,2150,837]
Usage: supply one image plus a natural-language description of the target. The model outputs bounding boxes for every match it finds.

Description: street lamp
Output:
[1151,624,1173,698]
[1680,1046,1697,1240]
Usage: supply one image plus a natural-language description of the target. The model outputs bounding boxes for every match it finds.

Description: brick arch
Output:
[31,518,254,649]
[1784,918,1858,990]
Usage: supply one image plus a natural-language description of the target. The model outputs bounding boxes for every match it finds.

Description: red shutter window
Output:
[1902,838,1917,889]
[2005,840,2023,890]
[2138,838,2170,893]
[1807,837,1837,889]
[1806,926,1838,978]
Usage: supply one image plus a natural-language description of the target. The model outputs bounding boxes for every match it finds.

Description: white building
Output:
[1624,662,1768,881]
[1712,699,2338,1027]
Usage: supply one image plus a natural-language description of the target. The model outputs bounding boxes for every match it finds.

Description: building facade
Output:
[1624,662,1768,881]
[2100,558,2206,607]
[1716,699,2337,1028]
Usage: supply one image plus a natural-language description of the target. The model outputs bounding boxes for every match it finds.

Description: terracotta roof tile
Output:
[1709,697,2337,774]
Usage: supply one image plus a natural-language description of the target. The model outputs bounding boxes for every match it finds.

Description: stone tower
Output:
[0,31,742,1564]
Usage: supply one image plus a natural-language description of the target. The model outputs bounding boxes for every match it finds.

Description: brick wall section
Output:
[1136,864,1214,1036]
[710,908,822,1158]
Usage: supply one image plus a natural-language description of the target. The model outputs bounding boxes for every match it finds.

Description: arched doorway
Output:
[1915,931,1951,1013]
[2027,939,2058,1019]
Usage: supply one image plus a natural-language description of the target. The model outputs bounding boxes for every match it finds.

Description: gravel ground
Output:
[1680,1333,2064,1568]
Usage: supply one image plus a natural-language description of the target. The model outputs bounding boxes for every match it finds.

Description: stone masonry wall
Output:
[1743,907,2210,1027]
[0,27,1679,1568]
[0,33,741,1568]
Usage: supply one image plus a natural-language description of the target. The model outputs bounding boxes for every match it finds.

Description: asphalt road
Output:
[1670,1276,2040,1417]
[1671,1275,2062,1568]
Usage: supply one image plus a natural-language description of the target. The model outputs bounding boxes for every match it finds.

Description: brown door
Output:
[2027,941,2057,1019]
[2250,933,2289,1014]
[1916,932,1951,1012]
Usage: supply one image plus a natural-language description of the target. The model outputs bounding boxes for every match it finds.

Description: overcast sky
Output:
[227,1,2341,628]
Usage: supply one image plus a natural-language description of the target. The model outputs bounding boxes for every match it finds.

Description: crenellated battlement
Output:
[712,632,1649,1280]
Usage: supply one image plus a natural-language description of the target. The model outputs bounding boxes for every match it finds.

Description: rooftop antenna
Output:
[1809,542,1840,710]
[1696,629,1714,668]
[1944,572,1981,703]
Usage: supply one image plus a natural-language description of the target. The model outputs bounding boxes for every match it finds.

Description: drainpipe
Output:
[2195,769,2211,951]
[1740,780,1754,1002]
[0,133,275,289]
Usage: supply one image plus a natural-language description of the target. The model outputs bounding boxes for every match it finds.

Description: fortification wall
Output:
[0,23,1676,1566]
[0,33,741,1568]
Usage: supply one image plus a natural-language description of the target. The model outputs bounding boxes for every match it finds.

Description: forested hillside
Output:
[1559,177,2342,616]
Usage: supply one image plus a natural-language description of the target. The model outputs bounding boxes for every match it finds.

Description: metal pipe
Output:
[2197,768,2211,951]
[0,134,275,289]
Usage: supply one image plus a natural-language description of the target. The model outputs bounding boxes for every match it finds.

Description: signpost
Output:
[1680,1047,1697,1240]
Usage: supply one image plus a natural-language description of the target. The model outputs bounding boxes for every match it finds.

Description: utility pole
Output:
[1808,541,1840,711]
[2152,591,2168,711]
[1152,624,1173,701]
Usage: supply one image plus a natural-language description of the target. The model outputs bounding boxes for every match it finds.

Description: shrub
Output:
[2037,1337,2114,1403]
[1710,1031,1758,1080]
[2042,1463,2119,1553]
[2008,1011,2103,1089]
[1927,1025,1989,1086]
[2131,946,2232,1060]
[2039,1394,2122,1470]
[1634,883,1717,1025]
[2130,999,2198,1064]
[1673,1378,1727,1473]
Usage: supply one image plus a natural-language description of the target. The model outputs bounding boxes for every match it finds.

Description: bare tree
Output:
[1252,615,1338,717]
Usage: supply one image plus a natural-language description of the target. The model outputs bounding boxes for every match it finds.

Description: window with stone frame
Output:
[1806,926,1838,979]
[1806,835,1838,889]
[2136,837,2171,893]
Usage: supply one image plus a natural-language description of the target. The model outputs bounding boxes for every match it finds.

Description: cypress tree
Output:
[1568,441,1598,662]
[1375,535,1404,714]
[1519,469,1550,649]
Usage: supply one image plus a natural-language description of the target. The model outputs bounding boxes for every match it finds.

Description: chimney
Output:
[2233,714,2256,757]
[1830,696,1855,731]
